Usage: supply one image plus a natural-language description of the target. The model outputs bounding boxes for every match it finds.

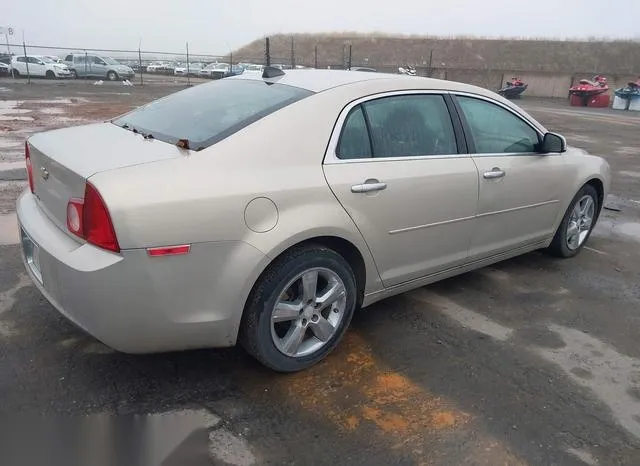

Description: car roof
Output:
[231,69,496,97]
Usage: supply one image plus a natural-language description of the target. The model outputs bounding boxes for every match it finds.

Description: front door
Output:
[454,95,569,259]
[323,93,479,287]
[27,57,46,77]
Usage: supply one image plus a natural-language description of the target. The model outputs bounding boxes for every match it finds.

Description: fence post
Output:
[84,50,87,80]
[428,50,433,77]
[265,37,270,66]
[138,47,143,86]
[348,44,352,70]
[186,42,190,87]
[314,45,318,69]
[22,40,30,83]
[290,37,294,69]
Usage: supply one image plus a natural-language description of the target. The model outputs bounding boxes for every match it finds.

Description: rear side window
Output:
[112,79,313,150]
[336,94,458,159]
[337,106,372,159]
[364,95,458,157]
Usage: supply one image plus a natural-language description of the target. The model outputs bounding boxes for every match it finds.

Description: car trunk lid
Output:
[28,122,183,233]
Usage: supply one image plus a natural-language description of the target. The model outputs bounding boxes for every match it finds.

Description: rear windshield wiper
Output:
[118,122,154,140]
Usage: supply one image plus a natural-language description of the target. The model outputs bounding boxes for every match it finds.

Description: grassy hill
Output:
[233,33,640,75]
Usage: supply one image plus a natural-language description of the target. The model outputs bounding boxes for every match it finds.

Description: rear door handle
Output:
[351,181,387,193]
[483,168,506,179]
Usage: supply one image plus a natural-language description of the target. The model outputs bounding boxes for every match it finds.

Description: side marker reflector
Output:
[147,245,191,257]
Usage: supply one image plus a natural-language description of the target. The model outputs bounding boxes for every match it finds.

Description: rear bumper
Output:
[17,190,269,353]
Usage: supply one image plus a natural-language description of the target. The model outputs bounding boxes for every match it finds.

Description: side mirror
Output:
[540,132,566,154]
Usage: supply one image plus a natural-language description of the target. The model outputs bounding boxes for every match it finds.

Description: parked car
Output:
[241,64,264,75]
[200,62,226,79]
[224,64,244,78]
[174,63,204,76]
[63,54,134,81]
[0,61,9,77]
[145,61,167,73]
[11,55,72,79]
[351,67,377,72]
[18,69,610,372]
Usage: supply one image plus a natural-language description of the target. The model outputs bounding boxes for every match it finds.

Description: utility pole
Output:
[348,44,352,70]
[290,36,294,69]
[314,45,318,69]
[428,50,433,77]
[265,37,271,66]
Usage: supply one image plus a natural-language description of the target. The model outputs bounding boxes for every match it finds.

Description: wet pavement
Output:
[1,81,640,465]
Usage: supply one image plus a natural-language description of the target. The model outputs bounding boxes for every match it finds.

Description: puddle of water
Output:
[0,100,22,111]
[615,147,639,156]
[0,212,18,245]
[0,116,34,122]
[615,222,640,240]
[618,171,640,178]
[538,324,640,439]
[31,99,73,105]
[38,108,66,115]
[0,140,22,150]
[410,289,513,341]
[0,161,25,171]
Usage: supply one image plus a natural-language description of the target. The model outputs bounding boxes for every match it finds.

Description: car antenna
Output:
[262,66,285,79]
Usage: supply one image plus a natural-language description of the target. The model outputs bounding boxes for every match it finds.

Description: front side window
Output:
[457,96,540,154]
[16,57,26,63]
[363,95,458,158]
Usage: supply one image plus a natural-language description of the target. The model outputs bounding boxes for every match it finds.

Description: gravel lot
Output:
[1,78,640,465]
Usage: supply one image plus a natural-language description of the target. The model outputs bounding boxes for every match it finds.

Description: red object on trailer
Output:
[569,75,609,107]
[587,93,610,108]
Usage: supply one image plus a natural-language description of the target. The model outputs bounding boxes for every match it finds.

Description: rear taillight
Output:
[66,182,120,253]
[25,141,34,193]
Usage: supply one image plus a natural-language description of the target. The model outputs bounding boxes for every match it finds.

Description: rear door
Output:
[323,92,479,288]
[453,94,569,259]
[73,55,88,76]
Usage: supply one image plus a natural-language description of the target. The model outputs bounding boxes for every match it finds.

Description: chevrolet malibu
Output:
[17,69,610,372]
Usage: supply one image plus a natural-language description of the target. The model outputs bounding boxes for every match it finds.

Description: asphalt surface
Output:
[1,80,640,465]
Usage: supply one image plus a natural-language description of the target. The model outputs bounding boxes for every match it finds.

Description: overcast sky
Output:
[4,0,640,55]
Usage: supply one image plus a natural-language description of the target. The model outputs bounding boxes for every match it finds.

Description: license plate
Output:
[21,227,43,283]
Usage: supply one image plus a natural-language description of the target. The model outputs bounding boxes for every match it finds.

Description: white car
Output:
[200,63,229,79]
[174,63,203,75]
[241,64,264,75]
[11,55,71,79]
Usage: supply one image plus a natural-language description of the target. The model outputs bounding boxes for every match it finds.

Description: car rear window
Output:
[112,79,313,150]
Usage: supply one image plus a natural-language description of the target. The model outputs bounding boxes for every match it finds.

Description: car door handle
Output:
[351,181,387,193]
[483,168,506,179]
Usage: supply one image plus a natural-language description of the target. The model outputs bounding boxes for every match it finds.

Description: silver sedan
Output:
[17,69,610,372]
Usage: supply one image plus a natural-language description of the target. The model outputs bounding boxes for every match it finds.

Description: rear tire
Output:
[107,70,118,81]
[547,184,599,258]
[240,245,357,372]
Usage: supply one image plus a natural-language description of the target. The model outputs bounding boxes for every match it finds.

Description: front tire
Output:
[12,69,20,78]
[70,69,77,79]
[46,70,56,79]
[547,184,599,258]
[240,245,357,372]
[107,70,118,81]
